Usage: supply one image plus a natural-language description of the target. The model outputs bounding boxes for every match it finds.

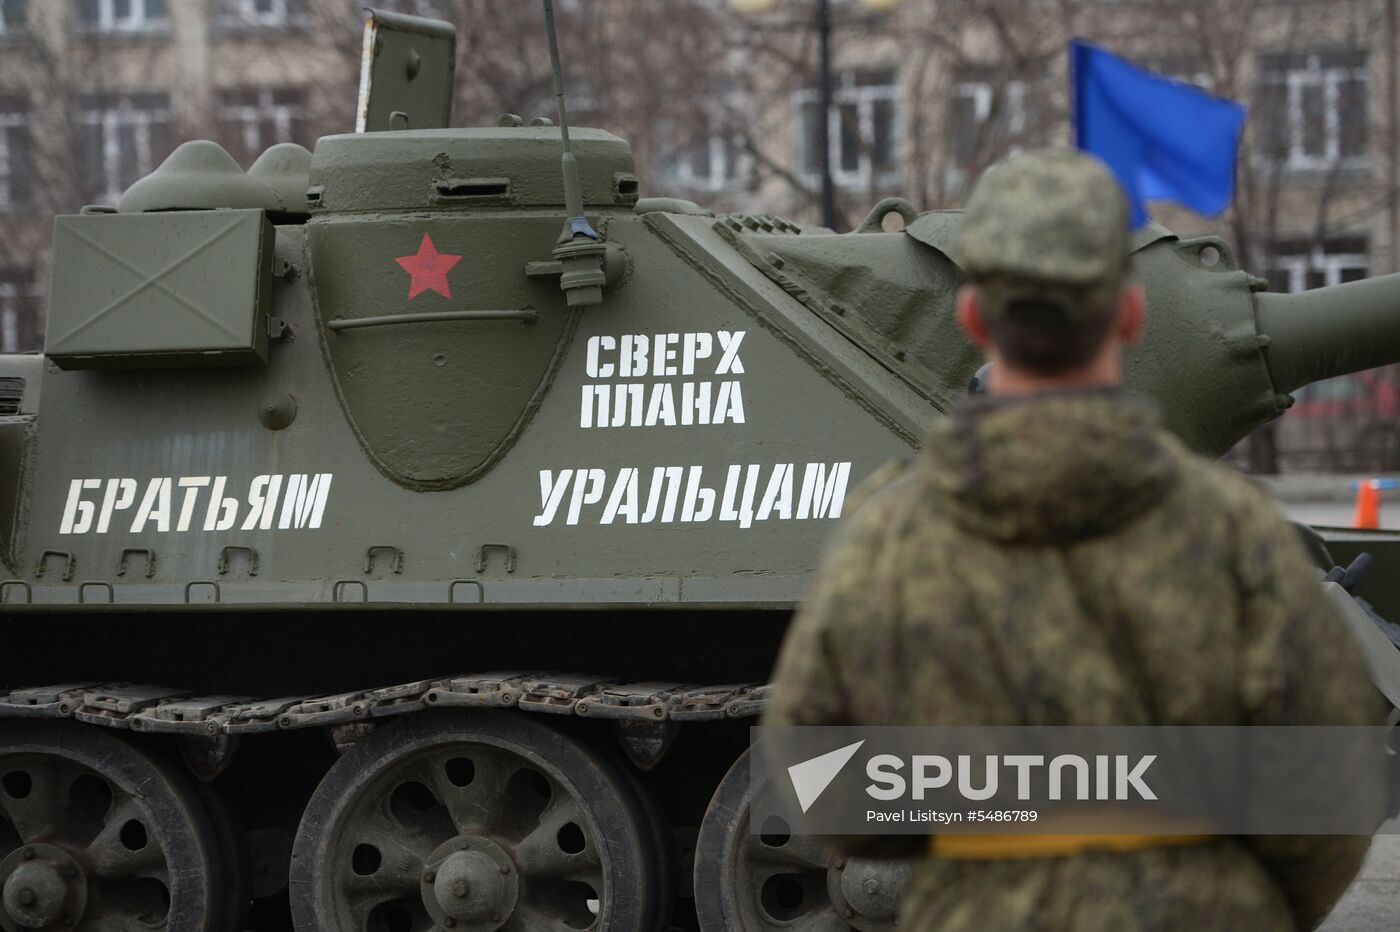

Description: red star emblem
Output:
[395,233,462,299]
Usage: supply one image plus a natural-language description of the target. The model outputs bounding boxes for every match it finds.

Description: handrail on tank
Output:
[327,309,539,331]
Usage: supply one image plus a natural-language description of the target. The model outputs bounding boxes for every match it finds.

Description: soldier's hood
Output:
[922,389,1179,544]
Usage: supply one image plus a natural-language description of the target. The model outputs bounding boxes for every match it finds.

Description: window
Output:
[0,275,29,353]
[0,100,30,210]
[660,125,747,193]
[382,0,451,17]
[1258,50,1368,172]
[0,282,18,352]
[1150,56,1214,93]
[217,88,308,165]
[0,0,27,36]
[658,93,751,193]
[214,0,308,29]
[75,0,168,34]
[795,69,899,189]
[1266,238,1369,294]
[946,76,1036,189]
[0,377,21,415]
[77,93,172,204]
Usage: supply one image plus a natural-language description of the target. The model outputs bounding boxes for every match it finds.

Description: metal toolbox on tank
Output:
[45,208,274,369]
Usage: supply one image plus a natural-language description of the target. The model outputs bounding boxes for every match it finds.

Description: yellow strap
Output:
[930,832,1212,860]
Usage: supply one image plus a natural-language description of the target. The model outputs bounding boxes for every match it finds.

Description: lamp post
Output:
[816,0,836,228]
[733,0,899,230]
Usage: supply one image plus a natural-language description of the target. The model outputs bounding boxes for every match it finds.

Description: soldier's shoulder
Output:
[845,459,916,515]
[1161,433,1283,522]
[829,458,940,547]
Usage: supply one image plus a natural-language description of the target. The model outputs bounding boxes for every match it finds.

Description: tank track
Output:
[0,674,772,735]
[0,674,775,930]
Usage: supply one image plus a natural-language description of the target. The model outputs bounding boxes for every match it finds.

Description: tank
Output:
[4,9,1400,932]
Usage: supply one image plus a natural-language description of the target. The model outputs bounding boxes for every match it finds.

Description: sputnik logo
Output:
[787,740,865,813]
[395,233,462,299]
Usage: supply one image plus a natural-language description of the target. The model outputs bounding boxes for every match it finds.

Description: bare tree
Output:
[888,0,1397,473]
[1130,0,1396,472]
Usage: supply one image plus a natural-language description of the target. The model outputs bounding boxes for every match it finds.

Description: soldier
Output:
[765,150,1377,931]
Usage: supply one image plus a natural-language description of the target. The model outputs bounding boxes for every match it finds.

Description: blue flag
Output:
[1071,40,1246,227]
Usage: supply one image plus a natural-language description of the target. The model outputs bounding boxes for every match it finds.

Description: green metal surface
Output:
[5,74,1400,611]
[246,143,314,220]
[307,127,638,212]
[117,141,281,214]
[730,226,976,415]
[0,423,33,580]
[1323,579,1400,710]
[1256,275,1400,394]
[8,122,1400,607]
[1121,229,1278,456]
[357,8,457,134]
[309,214,584,489]
[0,356,39,580]
[44,210,274,370]
[1315,528,1400,623]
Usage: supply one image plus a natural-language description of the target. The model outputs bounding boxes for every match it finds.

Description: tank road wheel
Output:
[694,748,909,932]
[0,721,220,932]
[289,709,661,932]
[193,785,250,932]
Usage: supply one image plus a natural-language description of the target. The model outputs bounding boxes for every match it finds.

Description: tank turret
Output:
[735,205,1400,458]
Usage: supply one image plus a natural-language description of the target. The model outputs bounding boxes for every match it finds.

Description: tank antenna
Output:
[543,0,598,240]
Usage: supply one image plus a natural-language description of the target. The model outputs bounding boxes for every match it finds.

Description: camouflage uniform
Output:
[765,152,1378,932]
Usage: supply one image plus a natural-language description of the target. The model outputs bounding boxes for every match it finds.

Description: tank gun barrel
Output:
[1256,274,1400,395]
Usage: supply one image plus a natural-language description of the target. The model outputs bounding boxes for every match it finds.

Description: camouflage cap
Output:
[956,149,1131,322]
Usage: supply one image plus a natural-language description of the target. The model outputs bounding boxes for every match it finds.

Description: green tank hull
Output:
[4,12,1400,931]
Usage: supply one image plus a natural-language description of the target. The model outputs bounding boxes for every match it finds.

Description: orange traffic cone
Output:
[1354,480,1382,529]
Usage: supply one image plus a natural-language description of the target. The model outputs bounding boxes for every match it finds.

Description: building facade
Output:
[673,0,1400,471]
[0,0,351,356]
[0,0,1394,470]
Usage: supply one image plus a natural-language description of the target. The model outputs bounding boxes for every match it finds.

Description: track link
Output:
[0,674,773,736]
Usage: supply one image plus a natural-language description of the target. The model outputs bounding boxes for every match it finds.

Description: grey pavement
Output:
[1268,477,1400,530]
[1264,475,1399,506]
[1286,501,1399,531]
[1319,836,1399,931]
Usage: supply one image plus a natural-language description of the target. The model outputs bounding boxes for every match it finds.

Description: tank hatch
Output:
[116,140,279,214]
[113,139,312,220]
[307,127,639,213]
